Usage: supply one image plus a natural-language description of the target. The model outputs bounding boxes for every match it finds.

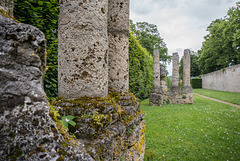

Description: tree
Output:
[198,2,240,74]
[130,20,171,63]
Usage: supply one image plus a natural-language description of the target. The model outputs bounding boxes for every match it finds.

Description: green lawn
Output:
[194,89,240,105]
[141,95,240,160]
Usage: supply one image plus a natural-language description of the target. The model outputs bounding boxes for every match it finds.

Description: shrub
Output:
[191,78,202,89]
[129,31,153,100]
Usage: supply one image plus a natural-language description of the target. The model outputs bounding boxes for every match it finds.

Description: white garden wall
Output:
[202,64,240,93]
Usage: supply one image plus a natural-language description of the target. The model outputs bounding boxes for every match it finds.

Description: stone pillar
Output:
[160,64,168,92]
[108,0,129,93]
[58,0,109,99]
[183,49,191,88]
[172,52,179,89]
[0,0,14,17]
[152,49,161,90]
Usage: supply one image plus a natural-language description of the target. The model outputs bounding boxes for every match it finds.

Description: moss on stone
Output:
[48,91,144,160]
[0,9,20,23]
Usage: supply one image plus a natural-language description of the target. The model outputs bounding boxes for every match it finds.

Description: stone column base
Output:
[149,87,193,106]
[53,92,145,161]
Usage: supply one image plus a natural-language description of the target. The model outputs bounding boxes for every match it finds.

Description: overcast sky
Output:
[130,0,237,75]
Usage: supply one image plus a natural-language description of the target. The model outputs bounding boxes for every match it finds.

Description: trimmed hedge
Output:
[190,78,202,89]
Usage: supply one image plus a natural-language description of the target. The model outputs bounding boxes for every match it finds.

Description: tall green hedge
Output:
[190,78,202,89]
[129,31,153,100]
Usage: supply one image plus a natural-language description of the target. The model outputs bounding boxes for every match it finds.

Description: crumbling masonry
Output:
[149,49,193,106]
[1,0,145,160]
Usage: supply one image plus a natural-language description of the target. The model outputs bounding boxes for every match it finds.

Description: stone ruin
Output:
[149,49,193,106]
[1,0,145,160]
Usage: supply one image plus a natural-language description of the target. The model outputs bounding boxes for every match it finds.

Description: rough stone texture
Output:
[58,0,109,98]
[160,64,168,92]
[0,14,94,161]
[149,50,193,106]
[0,0,14,17]
[149,89,193,106]
[172,52,179,89]
[54,92,145,161]
[108,0,129,92]
[149,49,161,106]
[183,49,191,88]
[0,14,47,111]
[152,49,160,90]
[202,64,240,93]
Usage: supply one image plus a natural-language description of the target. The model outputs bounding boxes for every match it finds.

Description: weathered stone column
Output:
[108,0,129,93]
[58,0,109,98]
[160,64,168,92]
[183,49,191,87]
[152,49,161,90]
[149,49,161,106]
[172,52,179,89]
[0,0,14,17]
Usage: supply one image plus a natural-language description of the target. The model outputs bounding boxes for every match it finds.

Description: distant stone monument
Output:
[149,49,193,106]
[182,49,192,93]
[160,64,168,92]
[152,49,161,92]
[172,52,180,89]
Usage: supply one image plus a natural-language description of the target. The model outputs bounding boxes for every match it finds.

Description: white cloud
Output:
[130,0,237,75]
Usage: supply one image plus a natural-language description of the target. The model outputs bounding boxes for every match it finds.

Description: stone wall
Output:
[202,64,240,93]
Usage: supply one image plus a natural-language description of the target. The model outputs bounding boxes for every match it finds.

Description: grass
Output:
[141,95,240,160]
[193,89,240,105]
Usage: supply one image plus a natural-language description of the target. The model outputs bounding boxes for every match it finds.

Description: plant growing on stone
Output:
[59,115,76,130]
[92,111,105,127]
[49,104,60,122]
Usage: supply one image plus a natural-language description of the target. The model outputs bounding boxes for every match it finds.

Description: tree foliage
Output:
[130,20,171,63]
[129,31,153,100]
[198,2,240,74]
[14,0,59,98]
